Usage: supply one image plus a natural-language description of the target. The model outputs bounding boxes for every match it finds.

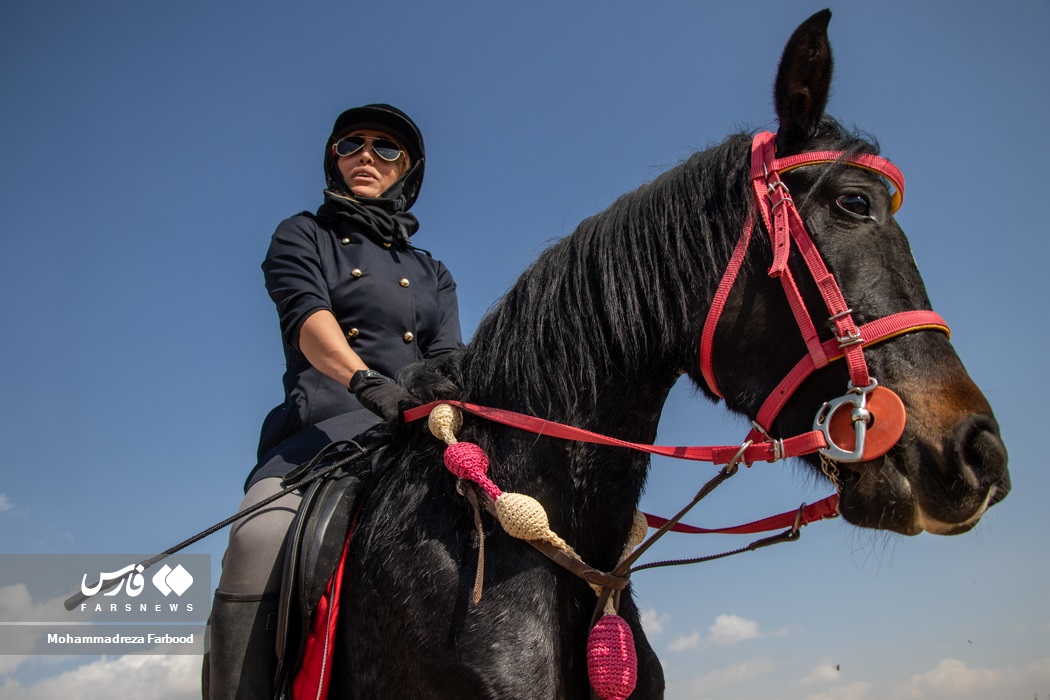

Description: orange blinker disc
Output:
[826,386,907,461]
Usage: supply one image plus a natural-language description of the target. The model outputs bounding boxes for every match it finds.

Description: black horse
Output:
[326,10,1009,698]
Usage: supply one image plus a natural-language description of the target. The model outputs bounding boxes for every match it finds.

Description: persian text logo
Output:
[79,563,194,599]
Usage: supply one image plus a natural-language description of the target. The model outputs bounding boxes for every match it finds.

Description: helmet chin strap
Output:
[384,159,424,212]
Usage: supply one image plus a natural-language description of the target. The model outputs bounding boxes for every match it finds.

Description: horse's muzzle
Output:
[834,410,1009,536]
[914,413,1009,535]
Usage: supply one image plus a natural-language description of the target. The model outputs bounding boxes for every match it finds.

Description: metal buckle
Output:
[791,502,806,536]
[725,439,753,475]
[813,379,878,463]
[751,421,785,462]
[826,308,855,329]
[766,180,792,203]
[836,328,864,348]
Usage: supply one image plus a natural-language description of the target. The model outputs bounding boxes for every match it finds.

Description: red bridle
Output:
[404,131,952,533]
[699,131,949,463]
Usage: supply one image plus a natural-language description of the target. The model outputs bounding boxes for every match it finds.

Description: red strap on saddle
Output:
[291,516,356,700]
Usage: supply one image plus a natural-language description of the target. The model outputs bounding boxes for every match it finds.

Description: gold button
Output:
[340,237,351,245]
[383,242,392,248]
[351,268,363,278]
[402,331,414,343]
[347,328,359,339]
[399,278,410,287]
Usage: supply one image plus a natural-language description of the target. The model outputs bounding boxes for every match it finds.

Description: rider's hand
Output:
[350,371,419,431]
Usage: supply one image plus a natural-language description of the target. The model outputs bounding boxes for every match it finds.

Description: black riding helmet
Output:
[324,103,425,212]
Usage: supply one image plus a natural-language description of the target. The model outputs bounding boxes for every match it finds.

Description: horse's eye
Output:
[836,194,872,218]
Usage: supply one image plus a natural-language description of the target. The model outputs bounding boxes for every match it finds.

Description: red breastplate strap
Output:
[700,132,948,441]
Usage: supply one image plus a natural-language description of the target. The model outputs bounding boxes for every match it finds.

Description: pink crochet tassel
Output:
[587,614,638,700]
[442,441,502,500]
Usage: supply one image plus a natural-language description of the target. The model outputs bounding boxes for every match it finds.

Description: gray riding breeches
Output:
[216,477,302,597]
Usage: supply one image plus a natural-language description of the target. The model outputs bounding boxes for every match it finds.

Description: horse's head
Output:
[703,10,1009,536]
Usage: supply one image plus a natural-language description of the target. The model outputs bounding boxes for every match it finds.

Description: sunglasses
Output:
[333,135,404,162]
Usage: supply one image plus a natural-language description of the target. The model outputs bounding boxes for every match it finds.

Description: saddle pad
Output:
[291,520,353,700]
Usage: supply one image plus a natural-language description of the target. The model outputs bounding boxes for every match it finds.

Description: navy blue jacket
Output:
[246,211,462,488]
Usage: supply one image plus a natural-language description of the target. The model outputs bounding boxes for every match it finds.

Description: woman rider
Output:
[204,104,463,698]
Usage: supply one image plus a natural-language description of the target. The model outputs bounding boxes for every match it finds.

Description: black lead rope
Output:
[63,437,385,611]
[629,527,801,574]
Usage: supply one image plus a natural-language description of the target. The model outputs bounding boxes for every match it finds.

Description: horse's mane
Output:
[458,133,755,419]
[405,119,881,424]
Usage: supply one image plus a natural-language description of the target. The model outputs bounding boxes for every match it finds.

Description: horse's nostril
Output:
[953,415,1008,489]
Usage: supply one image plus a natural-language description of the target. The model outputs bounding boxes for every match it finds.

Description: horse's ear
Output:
[774,9,833,154]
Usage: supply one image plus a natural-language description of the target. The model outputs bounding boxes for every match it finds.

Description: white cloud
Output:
[707,614,761,647]
[0,493,12,512]
[891,657,1050,699]
[900,658,1002,696]
[0,584,65,624]
[686,657,775,693]
[799,658,842,685]
[804,681,872,700]
[668,632,700,652]
[0,655,200,700]
[0,585,75,675]
[666,613,778,654]
[641,608,669,635]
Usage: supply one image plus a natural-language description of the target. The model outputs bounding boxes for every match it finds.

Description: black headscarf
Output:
[315,189,419,249]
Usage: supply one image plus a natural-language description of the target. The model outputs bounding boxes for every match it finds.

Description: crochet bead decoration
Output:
[493,492,572,551]
[427,403,643,700]
[627,509,648,552]
[587,613,638,700]
[428,403,462,444]
[443,441,502,501]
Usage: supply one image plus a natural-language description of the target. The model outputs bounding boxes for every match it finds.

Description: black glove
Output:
[350,370,419,429]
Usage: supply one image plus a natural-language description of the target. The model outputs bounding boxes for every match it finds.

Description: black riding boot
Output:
[202,592,279,700]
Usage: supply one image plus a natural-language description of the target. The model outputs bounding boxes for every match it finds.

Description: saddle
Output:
[272,429,388,699]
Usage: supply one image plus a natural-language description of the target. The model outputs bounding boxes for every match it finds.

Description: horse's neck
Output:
[463,140,747,565]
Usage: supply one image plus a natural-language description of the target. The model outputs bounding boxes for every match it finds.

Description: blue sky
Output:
[1,1,1048,698]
